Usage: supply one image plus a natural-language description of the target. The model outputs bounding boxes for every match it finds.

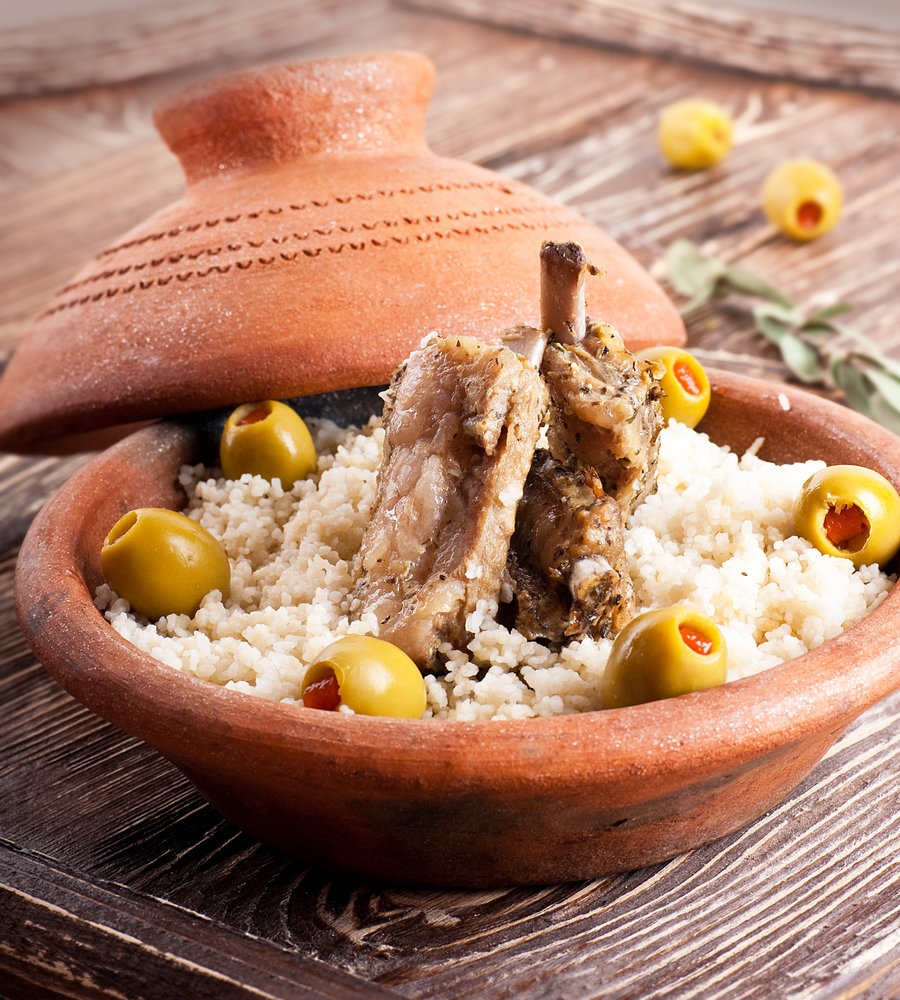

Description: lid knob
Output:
[153,51,435,185]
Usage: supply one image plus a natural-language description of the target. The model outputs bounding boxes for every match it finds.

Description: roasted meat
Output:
[524,241,663,515]
[354,240,659,662]
[501,324,548,369]
[501,241,655,642]
[507,451,634,643]
[542,320,664,514]
[504,241,662,644]
[351,335,547,669]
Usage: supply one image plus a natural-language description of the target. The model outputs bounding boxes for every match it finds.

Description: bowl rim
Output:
[14,368,900,792]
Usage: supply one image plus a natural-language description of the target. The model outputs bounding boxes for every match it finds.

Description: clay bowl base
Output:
[15,370,900,887]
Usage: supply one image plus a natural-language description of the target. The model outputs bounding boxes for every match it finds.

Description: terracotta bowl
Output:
[15,371,900,887]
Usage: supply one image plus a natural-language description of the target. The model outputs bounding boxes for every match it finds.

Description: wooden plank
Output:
[0,0,381,98]
[0,454,92,551]
[0,844,398,1000]
[402,0,900,97]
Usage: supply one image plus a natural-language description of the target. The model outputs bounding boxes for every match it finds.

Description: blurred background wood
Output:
[7,0,900,98]
[0,0,365,96]
[6,0,900,996]
[404,0,900,97]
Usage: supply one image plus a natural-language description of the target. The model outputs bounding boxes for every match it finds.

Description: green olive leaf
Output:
[808,303,854,321]
[776,334,823,383]
[868,394,900,436]
[799,322,841,336]
[859,366,900,415]
[665,239,727,310]
[831,358,874,416]
[721,264,795,308]
[663,239,900,434]
[754,313,791,345]
[754,301,802,329]
[861,352,900,381]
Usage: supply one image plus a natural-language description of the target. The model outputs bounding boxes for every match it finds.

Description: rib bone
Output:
[539,240,600,346]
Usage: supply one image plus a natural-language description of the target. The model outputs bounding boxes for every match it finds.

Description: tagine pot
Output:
[0,51,684,452]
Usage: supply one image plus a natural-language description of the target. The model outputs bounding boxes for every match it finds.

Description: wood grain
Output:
[6,3,900,996]
[404,0,900,96]
[0,845,394,1000]
[0,0,373,98]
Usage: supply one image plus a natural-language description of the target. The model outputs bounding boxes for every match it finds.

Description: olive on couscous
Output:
[101,507,231,621]
[601,606,727,708]
[793,465,900,568]
[220,399,317,486]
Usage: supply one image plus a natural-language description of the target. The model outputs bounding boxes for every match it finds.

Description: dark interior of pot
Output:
[182,384,389,465]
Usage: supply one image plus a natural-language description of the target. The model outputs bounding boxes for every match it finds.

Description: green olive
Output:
[762,160,842,241]
[301,636,426,718]
[101,508,231,620]
[220,400,316,486]
[793,465,900,568]
[658,99,733,170]
[602,606,727,709]
[637,346,710,428]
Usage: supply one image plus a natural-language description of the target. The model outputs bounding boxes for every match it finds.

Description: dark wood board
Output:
[0,0,369,98]
[404,0,900,98]
[6,1,900,997]
[0,845,396,1000]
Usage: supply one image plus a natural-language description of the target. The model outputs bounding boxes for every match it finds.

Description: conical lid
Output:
[0,51,684,452]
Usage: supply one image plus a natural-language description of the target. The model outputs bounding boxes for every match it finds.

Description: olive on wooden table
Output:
[658,99,733,170]
[101,508,231,621]
[762,160,842,241]
[637,346,710,428]
[220,400,316,486]
[601,606,727,709]
[793,465,900,568]
[301,635,427,718]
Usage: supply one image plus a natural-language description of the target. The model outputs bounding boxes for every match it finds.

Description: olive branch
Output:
[665,239,900,436]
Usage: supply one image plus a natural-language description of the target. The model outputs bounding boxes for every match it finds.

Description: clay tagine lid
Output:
[0,51,685,452]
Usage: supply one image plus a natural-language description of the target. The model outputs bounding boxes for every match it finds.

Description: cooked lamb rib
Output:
[539,240,600,346]
[506,240,664,516]
[351,335,547,669]
[542,320,664,514]
[508,451,634,643]
[503,240,657,642]
[502,242,600,367]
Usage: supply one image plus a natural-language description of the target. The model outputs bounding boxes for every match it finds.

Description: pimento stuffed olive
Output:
[637,346,710,428]
[220,400,316,486]
[793,465,900,568]
[762,160,843,241]
[101,508,231,621]
[602,606,727,708]
[301,635,427,718]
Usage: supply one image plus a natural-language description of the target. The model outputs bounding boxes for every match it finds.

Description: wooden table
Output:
[6,2,900,996]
